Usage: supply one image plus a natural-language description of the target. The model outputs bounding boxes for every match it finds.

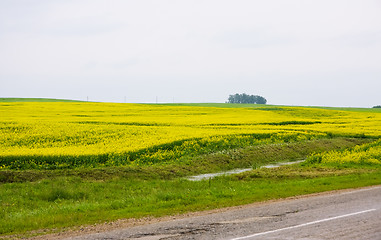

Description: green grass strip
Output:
[0,167,380,236]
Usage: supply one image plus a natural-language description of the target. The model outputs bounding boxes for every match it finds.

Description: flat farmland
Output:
[0,101,380,238]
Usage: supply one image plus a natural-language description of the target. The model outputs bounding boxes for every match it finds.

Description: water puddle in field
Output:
[186,160,305,181]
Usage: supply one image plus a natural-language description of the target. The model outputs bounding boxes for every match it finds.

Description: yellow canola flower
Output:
[1,102,381,168]
[308,139,381,165]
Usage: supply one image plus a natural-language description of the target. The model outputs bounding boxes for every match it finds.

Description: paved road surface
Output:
[66,186,381,240]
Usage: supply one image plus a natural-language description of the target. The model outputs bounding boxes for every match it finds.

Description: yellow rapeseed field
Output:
[307,138,381,165]
[1,102,380,169]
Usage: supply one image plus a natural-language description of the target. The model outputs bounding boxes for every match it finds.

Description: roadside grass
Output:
[1,165,380,237]
[0,137,378,237]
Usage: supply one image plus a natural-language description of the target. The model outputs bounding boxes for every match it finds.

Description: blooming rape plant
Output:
[306,139,381,165]
[1,102,381,169]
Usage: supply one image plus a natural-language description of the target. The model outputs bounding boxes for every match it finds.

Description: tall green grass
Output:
[1,167,379,236]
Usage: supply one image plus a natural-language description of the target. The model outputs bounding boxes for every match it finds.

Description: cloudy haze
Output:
[1,0,380,107]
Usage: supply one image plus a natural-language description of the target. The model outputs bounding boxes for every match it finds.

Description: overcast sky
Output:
[1,0,380,107]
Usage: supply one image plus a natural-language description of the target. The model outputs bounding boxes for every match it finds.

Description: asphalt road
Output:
[66,186,381,240]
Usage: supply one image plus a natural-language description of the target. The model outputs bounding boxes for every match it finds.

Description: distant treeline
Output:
[227,93,267,104]
[373,105,381,108]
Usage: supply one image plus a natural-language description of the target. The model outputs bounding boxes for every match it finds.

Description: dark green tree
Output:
[227,93,267,104]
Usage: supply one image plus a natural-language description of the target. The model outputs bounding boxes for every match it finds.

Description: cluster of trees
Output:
[227,93,267,104]
[373,105,381,108]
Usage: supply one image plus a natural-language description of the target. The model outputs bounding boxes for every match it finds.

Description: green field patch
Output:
[256,107,286,111]
[0,98,83,102]
[265,121,322,126]
[74,121,170,127]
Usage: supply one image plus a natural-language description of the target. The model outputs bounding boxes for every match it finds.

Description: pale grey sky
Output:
[1,0,380,107]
